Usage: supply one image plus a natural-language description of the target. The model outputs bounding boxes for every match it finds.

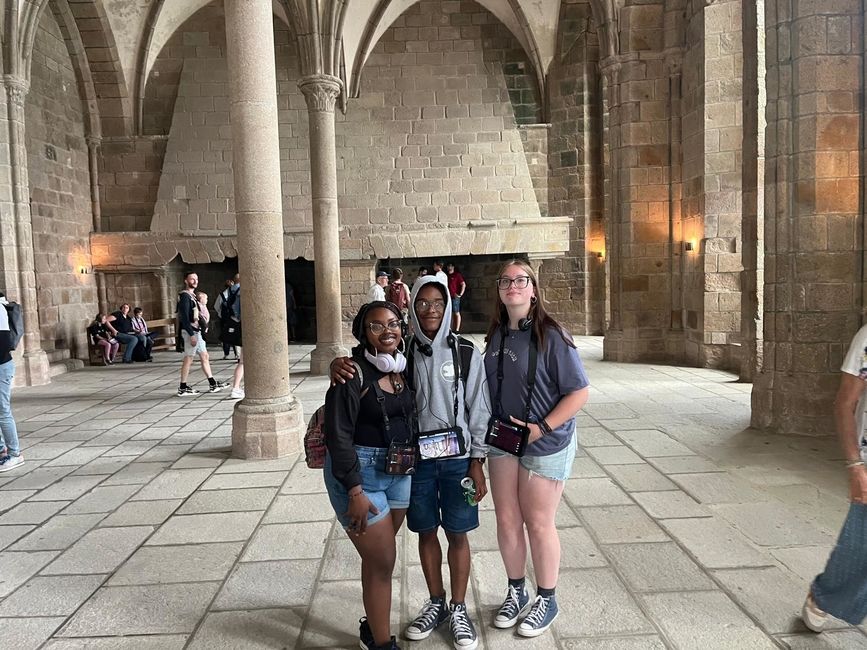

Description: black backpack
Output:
[220,288,238,322]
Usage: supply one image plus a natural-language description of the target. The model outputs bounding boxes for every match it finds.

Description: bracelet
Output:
[846,460,864,469]
[348,490,365,499]
[539,418,553,435]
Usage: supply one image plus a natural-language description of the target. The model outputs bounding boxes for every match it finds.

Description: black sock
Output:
[508,577,526,590]
[179,383,188,389]
[538,586,555,599]
[208,376,216,386]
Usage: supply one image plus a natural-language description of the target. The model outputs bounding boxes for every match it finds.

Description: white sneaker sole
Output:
[453,636,479,650]
[801,599,827,632]
[517,610,558,638]
[404,626,436,641]
[493,600,532,629]
[0,458,24,472]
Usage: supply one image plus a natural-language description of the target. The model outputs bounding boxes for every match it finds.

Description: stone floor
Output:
[0,337,864,649]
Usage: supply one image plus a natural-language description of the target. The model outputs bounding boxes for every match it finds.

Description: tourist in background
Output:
[367,270,389,303]
[446,262,467,333]
[88,313,118,366]
[0,292,22,472]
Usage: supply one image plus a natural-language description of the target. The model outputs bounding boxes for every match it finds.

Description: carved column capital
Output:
[298,74,343,113]
[599,56,622,86]
[86,135,102,150]
[3,75,29,107]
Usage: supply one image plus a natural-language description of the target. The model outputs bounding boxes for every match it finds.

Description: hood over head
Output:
[409,275,451,349]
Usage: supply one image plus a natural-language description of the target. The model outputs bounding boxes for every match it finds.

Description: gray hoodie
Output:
[408,276,491,459]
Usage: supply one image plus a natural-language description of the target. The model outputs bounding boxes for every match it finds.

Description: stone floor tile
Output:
[44,634,190,649]
[613,430,695,457]
[178,486,277,515]
[57,582,220,637]
[200,471,287,490]
[672,472,769,505]
[555,568,653,637]
[0,550,58,597]
[101,462,171,486]
[770,545,834,583]
[218,456,297,474]
[605,542,714,592]
[132,427,182,441]
[212,559,319,610]
[129,468,213,500]
[580,505,669,544]
[586,445,645,465]
[109,541,242,585]
[632,490,712,519]
[242,521,331,561]
[605,463,678,492]
[102,440,161,458]
[170,453,227,469]
[776,631,867,649]
[138,444,195,462]
[711,501,835,547]
[640,590,778,649]
[61,484,141,515]
[146,511,263,545]
[559,525,608,569]
[0,489,36,512]
[298,579,396,648]
[99,499,182,528]
[2,575,105,616]
[319,537,362,581]
[43,447,113,468]
[189,436,232,454]
[563,478,633,507]
[23,441,81,460]
[647,455,726,475]
[577,427,622,447]
[71,456,136,476]
[554,637,668,650]
[188,608,304,649]
[262,492,333,523]
[29,475,106,502]
[660,516,770,569]
[3,466,76,490]
[0,524,35,550]
[1,500,71,524]
[10,513,105,551]
[42,526,153,575]
[569,456,609,479]
[280,461,327,494]
[0,616,65,650]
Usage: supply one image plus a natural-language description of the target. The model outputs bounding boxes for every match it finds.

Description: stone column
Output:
[3,75,49,386]
[86,136,102,233]
[97,272,108,315]
[225,0,304,458]
[299,74,349,375]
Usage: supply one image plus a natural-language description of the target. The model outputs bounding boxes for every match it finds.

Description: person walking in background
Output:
[801,323,867,633]
[176,272,226,396]
[484,259,589,638]
[386,268,411,320]
[285,282,298,343]
[446,263,467,333]
[219,274,242,362]
[225,281,244,400]
[88,313,119,365]
[107,303,139,364]
[367,271,389,303]
[432,260,448,286]
[0,292,23,472]
[215,278,238,360]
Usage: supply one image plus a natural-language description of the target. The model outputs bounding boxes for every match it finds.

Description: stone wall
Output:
[25,8,98,362]
[98,136,167,232]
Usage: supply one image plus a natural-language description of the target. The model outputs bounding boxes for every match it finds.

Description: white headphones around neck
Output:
[364,348,407,373]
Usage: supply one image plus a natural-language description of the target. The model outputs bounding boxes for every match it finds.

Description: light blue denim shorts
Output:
[488,434,577,481]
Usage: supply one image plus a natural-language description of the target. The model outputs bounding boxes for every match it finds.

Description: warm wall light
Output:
[595,251,604,260]
[79,267,89,274]
[684,241,695,252]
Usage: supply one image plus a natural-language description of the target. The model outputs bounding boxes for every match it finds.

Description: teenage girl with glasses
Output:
[484,259,590,638]
[324,300,413,650]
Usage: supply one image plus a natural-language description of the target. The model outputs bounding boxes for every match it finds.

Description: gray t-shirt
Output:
[485,326,589,456]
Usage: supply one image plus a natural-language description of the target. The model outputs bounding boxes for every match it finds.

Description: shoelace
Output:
[450,606,474,639]
[499,585,523,618]
[413,599,444,630]
[522,596,549,628]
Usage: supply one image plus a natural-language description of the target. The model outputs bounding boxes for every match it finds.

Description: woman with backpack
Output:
[323,300,414,650]
[386,268,411,321]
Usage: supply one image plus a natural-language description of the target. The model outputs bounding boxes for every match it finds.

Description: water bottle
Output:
[461,477,477,506]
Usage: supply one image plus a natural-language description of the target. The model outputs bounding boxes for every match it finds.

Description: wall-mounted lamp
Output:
[684,241,695,252]
[79,266,89,274]
[595,251,604,260]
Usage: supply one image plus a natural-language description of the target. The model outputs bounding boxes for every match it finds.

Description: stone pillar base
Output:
[310,342,350,376]
[22,350,50,386]
[232,396,305,460]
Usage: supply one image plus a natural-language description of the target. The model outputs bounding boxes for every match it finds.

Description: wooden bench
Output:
[86,317,177,365]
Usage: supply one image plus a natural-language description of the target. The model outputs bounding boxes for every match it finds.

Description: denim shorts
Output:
[451,296,462,313]
[324,446,411,530]
[406,456,479,534]
[488,434,577,481]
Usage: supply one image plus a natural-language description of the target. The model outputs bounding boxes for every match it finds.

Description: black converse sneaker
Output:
[405,596,448,640]
[494,583,531,628]
[448,602,478,650]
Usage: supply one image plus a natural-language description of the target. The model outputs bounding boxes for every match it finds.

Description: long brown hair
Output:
[484,259,575,350]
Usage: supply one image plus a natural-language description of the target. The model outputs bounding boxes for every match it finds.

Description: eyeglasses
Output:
[367,320,402,335]
[415,299,446,313]
[496,276,532,290]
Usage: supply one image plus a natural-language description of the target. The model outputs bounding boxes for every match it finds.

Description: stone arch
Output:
[20,0,131,136]
[136,0,298,134]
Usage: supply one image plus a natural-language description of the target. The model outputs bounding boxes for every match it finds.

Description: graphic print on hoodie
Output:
[407,276,492,458]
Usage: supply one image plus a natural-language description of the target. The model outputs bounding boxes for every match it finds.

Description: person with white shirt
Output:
[367,271,389,303]
[432,260,448,286]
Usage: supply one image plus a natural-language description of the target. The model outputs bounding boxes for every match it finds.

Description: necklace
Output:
[389,373,403,393]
